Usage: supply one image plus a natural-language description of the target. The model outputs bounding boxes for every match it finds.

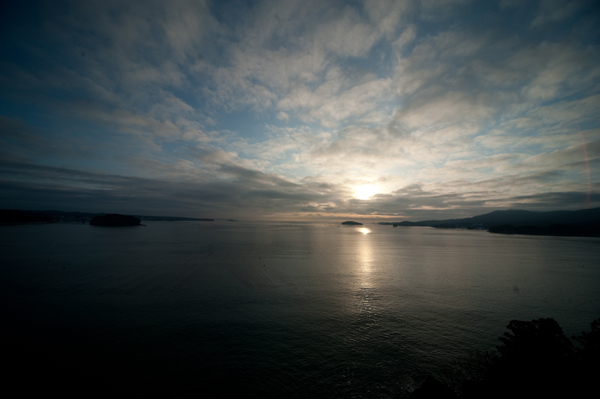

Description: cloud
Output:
[1,0,599,219]
[419,0,474,20]
[391,91,493,132]
[365,0,411,38]
[0,116,94,163]
[393,24,417,52]
[278,72,394,126]
[276,111,289,121]
[0,157,346,217]
[531,0,584,28]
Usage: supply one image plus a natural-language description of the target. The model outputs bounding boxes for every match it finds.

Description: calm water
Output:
[1,221,599,397]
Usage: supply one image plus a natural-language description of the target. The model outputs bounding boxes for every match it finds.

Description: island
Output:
[89,214,142,227]
[341,221,363,225]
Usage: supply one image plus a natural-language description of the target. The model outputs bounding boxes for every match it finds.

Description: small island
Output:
[341,221,363,225]
[89,214,142,227]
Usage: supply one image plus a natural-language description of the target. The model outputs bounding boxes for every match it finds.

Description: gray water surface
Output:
[1,221,599,397]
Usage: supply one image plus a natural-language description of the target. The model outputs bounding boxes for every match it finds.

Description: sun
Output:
[354,184,378,200]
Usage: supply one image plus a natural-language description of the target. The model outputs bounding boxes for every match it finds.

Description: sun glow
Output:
[354,184,378,200]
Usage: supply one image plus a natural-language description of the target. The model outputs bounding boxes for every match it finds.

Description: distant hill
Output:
[0,209,53,224]
[0,209,213,224]
[380,208,600,237]
[380,208,600,228]
[432,208,600,227]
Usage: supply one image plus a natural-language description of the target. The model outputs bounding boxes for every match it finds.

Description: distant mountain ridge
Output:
[379,208,600,228]
[0,209,213,224]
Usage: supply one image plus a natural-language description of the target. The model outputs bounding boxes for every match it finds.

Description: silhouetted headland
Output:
[341,221,363,225]
[379,221,421,226]
[1,209,214,223]
[90,214,142,227]
[0,209,53,225]
[381,207,600,237]
[488,224,600,237]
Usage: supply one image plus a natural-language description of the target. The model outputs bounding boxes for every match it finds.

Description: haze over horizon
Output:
[1,0,599,221]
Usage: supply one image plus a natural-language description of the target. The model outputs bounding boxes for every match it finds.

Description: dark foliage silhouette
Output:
[412,318,600,399]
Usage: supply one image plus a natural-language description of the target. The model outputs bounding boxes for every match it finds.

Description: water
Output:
[1,221,599,397]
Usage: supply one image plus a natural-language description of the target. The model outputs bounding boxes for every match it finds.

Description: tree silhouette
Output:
[497,318,573,362]
[413,318,599,398]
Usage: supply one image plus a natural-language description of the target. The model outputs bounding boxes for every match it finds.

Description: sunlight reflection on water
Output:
[358,231,374,288]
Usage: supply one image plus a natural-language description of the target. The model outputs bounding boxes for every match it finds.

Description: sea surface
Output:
[1,221,599,397]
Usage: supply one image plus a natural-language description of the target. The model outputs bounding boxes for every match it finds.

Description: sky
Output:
[1,0,599,221]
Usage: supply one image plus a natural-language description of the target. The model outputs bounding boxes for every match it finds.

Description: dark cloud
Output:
[0,158,343,218]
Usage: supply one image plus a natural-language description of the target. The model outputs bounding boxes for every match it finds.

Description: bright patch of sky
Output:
[1,0,599,220]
